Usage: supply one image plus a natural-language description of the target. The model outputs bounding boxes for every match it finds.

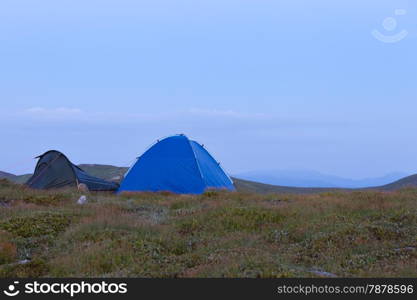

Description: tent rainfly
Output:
[118,134,236,194]
[26,150,119,191]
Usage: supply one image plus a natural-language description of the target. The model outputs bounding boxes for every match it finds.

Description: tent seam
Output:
[194,142,235,185]
[187,138,205,185]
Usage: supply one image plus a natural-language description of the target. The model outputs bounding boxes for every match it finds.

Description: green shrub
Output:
[21,194,67,206]
[0,211,73,238]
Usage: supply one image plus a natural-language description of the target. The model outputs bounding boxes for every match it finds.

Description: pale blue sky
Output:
[0,0,416,178]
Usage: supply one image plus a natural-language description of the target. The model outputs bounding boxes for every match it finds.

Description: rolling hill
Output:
[75,166,345,193]
[78,164,128,182]
[231,178,344,194]
[3,165,417,194]
[12,174,33,184]
[71,165,417,194]
[374,174,417,191]
[0,171,15,180]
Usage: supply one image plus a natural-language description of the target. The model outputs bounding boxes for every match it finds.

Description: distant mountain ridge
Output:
[235,170,409,189]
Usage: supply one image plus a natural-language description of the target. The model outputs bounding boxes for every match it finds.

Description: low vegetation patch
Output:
[0,183,416,278]
[0,211,74,238]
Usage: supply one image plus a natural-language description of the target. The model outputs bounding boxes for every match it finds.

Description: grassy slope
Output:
[232,178,346,194]
[12,174,32,184]
[0,179,416,278]
[376,174,417,191]
[78,164,129,181]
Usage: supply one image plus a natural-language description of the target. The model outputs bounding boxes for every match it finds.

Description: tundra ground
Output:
[0,179,416,278]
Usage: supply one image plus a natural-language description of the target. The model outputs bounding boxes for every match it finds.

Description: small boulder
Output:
[77,195,88,205]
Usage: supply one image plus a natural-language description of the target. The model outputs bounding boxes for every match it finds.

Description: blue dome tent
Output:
[118,135,235,194]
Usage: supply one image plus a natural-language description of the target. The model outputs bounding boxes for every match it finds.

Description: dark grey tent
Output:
[26,150,119,191]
